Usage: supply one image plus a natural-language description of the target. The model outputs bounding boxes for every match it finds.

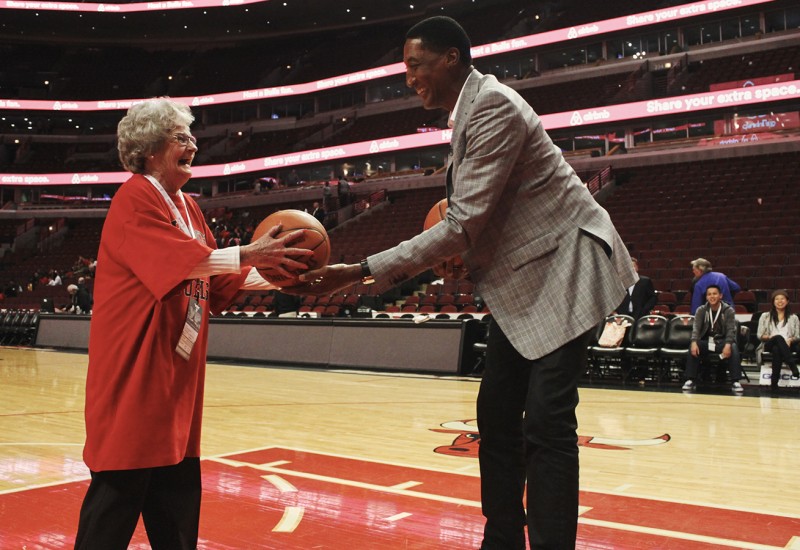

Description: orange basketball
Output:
[423,198,468,280]
[251,209,330,286]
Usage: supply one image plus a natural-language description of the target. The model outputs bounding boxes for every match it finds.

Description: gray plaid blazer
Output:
[369,69,637,360]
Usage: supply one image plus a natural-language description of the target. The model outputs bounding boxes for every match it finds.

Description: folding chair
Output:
[625,315,669,382]
[661,314,694,382]
[588,314,635,381]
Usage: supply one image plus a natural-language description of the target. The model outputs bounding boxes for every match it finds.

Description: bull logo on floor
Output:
[432,420,670,457]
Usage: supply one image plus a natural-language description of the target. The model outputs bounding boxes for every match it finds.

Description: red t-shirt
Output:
[83,174,248,471]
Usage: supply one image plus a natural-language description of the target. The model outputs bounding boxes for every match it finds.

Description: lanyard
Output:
[145,175,203,361]
[144,175,194,238]
[707,305,722,330]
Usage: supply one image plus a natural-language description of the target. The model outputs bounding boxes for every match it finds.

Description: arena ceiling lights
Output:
[0,0,505,42]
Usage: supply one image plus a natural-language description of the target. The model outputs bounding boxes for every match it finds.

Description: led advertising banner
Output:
[1,0,267,13]
[709,73,795,92]
[538,79,800,128]
[697,132,785,146]
[713,111,800,134]
[3,79,798,186]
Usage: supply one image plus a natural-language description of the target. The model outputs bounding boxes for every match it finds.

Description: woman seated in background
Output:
[757,289,800,389]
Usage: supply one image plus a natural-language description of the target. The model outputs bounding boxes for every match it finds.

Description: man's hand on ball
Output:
[282,264,362,296]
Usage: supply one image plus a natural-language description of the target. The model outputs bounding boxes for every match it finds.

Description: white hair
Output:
[117,97,194,174]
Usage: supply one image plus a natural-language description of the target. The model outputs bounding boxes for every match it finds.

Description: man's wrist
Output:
[360,259,375,285]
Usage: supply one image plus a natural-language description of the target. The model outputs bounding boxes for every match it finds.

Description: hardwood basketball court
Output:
[2,347,799,548]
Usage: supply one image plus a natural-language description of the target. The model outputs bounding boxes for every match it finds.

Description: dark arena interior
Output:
[1,0,800,548]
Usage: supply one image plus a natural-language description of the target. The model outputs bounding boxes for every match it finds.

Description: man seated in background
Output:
[616,257,656,319]
[56,283,93,314]
[683,284,743,393]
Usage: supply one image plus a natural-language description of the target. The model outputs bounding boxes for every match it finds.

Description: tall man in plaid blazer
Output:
[291,16,637,549]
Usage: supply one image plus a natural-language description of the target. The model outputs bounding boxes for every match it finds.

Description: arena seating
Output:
[536,0,653,33]
[4,144,799,318]
[587,312,755,385]
[519,72,634,115]
[0,309,39,346]
[232,124,328,162]
[605,150,800,307]
[670,45,800,96]
[328,187,444,264]
[325,108,444,147]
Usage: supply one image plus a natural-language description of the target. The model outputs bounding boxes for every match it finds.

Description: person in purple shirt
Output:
[689,257,741,314]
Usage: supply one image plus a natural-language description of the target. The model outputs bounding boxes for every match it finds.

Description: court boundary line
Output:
[207,447,794,550]
[4,442,797,520]
[2,444,797,548]
[209,444,800,520]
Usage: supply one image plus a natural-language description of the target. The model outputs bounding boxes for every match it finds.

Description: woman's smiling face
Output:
[148,124,197,192]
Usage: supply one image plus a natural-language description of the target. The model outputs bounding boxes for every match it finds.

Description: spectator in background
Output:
[79,275,94,307]
[30,271,42,291]
[311,201,326,225]
[272,290,301,316]
[286,169,300,187]
[322,181,332,212]
[757,289,800,389]
[57,283,92,314]
[241,224,253,246]
[689,258,740,314]
[682,284,744,393]
[4,280,21,297]
[73,255,93,276]
[337,175,350,206]
[47,270,62,286]
[616,257,657,319]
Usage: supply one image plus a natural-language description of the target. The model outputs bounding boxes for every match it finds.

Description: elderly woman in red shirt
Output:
[74,97,311,549]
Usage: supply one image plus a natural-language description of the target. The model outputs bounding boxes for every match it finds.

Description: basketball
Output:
[423,199,468,280]
[251,209,330,286]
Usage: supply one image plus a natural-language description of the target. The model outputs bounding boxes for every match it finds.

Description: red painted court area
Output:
[1,447,798,548]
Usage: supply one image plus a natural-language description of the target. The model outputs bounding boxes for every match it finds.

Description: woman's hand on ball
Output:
[240,224,313,276]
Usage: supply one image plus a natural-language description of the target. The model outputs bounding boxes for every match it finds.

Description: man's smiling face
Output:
[404,38,455,111]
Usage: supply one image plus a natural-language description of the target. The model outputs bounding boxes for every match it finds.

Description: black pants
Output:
[477,320,591,550]
[765,336,799,386]
[74,457,201,550]
[683,340,742,382]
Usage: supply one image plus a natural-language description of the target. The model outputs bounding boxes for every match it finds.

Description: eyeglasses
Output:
[172,132,197,147]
